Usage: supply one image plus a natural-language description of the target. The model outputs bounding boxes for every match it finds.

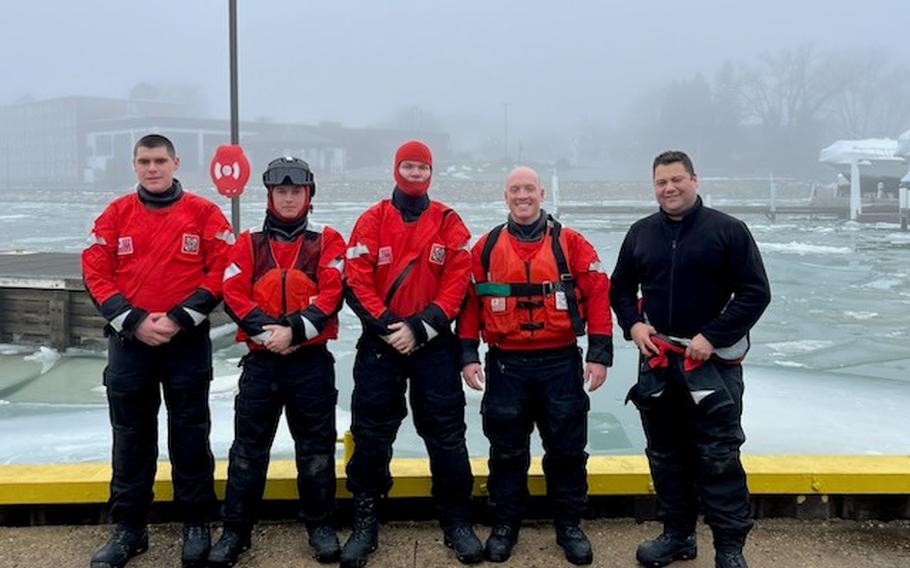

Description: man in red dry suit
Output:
[83,134,233,568]
[342,140,482,567]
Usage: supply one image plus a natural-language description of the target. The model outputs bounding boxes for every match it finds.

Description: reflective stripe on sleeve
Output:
[345,242,370,259]
[109,310,130,332]
[182,307,207,326]
[328,256,345,273]
[215,230,236,245]
[86,233,107,247]
[301,314,319,340]
[223,262,242,281]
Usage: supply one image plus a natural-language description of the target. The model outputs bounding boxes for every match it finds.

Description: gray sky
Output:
[3,0,908,138]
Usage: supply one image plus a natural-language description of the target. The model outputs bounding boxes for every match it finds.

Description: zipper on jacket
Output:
[281,268,288,316]
[668,239,677,330]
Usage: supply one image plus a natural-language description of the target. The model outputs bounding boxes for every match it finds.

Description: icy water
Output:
[1,183,909,464]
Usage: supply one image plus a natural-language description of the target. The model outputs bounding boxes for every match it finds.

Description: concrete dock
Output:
[1,518,908,567]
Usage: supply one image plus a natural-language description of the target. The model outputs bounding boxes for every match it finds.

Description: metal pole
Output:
[229,0,241,236]
[849,161,861,221]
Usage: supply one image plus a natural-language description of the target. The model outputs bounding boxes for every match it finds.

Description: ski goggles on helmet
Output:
[263,156,315,187]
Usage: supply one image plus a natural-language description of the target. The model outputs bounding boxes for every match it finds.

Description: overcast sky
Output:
[3,0,908,138]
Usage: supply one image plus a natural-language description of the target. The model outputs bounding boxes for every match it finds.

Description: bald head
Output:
[504,165,545,224]
[505,166,541,190]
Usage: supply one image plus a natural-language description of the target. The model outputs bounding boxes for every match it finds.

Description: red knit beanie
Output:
[393,140,433,196]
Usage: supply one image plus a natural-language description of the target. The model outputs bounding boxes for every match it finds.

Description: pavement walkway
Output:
[1,518,908,567]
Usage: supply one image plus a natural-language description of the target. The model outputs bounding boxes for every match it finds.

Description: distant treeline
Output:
[584,45,910,179]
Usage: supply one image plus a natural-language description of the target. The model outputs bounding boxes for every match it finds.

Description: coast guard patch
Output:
[117,236,133,256]
[182,233,201,255]
[429,243,446,265]
[377,246,393,266]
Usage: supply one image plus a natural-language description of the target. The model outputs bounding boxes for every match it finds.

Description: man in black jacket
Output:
[610,151,770,568]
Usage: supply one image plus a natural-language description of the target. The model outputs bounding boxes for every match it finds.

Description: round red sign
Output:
[210,144,250,197]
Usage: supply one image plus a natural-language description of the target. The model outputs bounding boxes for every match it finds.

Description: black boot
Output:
[90,525,149,568]
[636,532,697,567]
[181,523,210,568]
[715,549,748,568]
[340,494,379,568]
[207,527,251,568]
[443,523,483,564]
[483,524,519,563]
[307,522,341,563]
[555,522,593,565]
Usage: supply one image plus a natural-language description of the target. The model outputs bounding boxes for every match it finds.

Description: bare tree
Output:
[828,49,910,138]
[738,44,843,129]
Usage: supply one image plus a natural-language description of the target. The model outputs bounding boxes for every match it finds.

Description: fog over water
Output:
[3,1,910,177]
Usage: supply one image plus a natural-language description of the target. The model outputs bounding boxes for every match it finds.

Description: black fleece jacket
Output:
[610,197,771,348]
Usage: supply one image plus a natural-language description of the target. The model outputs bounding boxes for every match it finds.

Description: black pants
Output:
[346,333,473,525]
[221,345,337,530]
[635,356,752,550]
[482,346,590,526]
[103,323,216,528]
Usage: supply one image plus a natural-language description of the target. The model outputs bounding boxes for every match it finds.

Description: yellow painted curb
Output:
[0,455,907,506]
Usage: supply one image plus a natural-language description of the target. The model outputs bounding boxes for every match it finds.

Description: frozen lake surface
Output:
[1,184,908,463]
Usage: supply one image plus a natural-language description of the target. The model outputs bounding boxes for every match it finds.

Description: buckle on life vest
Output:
[659,334,749,364]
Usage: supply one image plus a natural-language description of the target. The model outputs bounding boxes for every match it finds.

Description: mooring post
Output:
[769,173,777,222]
[49,290,70,350]
[551,168,560,217]
[900,186,908,232]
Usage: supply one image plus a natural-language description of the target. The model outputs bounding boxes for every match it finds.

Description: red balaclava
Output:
[393,139,433,196]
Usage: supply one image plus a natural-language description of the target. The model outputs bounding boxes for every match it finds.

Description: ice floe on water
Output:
[0,344,33,356]
[765,340,835,355]
[210,373,240,400]
[758,241,852,255]
[23,347,61,374]
[861,278,903,290]
[773,361,809,368]
[844,311,878,320]
[210,323,237,340]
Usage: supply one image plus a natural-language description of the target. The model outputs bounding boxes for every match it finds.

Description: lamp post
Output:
[229,0,241,235]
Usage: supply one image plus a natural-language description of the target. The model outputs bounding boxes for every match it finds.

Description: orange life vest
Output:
[237,230,338,346]
[475,219,585,348]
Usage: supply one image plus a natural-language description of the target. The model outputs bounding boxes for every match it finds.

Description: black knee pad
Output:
[299,453,334,477]
[696,446,742,478]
